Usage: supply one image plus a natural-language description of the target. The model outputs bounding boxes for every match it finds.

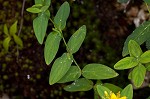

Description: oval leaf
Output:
[131,64,146,87]
[128,40,142,58]
[103,83,122,94]
[33,13,48,44]
[67,25,86,54]
[26,7,42,13]
[96,85,111,98]
[64,78,93,92]
[49,53,72,85]
[122,21,150,56]
[121,84,133,99]
[140,50,150,63]
[114,57,138,70]
[82,64,118,80]
[44,32,61,65]
[58,66,81,83]
[13,35,23,48]
[9,21,18,36]
[4,24,9,36]
[3,37,11,52]
[54,1,70,30]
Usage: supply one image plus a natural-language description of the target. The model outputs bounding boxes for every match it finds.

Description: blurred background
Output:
[0,0,150,98]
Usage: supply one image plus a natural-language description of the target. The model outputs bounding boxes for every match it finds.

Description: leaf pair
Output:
[97,84,133,99]
[3,21,23,52]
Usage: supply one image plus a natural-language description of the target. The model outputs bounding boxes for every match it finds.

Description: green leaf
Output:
[13,35,23,48]
[140,50,150,63]
[44,32,61,65]
[96,85,111,98]
[3,24,9,36]
[117,0,129,3]
[121,84,133,99]
[144,0,150,5]
[3,37,11,52]
[58,66,81,83]
[114,57,138,70]
[64,78,93,92]
[131,64,146,87]
[128,40,142,58]
[103,83,122,94]
[9,21,18,36]
[122,21,150,57]
[26,7,42,13]
[33,13,48,44]
[54,1,70,30]
[44,0,51,6]
[32,4,43,8]
[35,0,43,4]
[146,38,150,49]
[49,53,73,85]
[82,64,118,80]
[40,6,49,12]
[67,25,86,54]
[146,64,150,71]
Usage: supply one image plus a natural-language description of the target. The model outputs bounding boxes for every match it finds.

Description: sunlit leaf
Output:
[121,84,133,99]
[3,24,9,36]
[9,21,18,36]
[103,83,122,94]
[122,21,150,57]
[54,1,70,30]
[64,78,93,92]
[144,0,150,5]
[96,85,111,98]
[33,12,48,44]
[44,31,61,65]
[67,25,86,54]
[35,0,43,5]
[3,37,11,52]
[114,57,138,70]
[58,66,81,83]
[131,64,146,87]
[13,34,23,48]
[82,64,118,79]
[128,40,142,58]
[49,53,73,85]
[40,6,49,12]
[146,64,150,71]
[140,50,150,63]
[44,0,51,6]
[26,7,42,13]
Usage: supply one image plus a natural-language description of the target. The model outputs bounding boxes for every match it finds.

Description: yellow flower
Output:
[103,91,127,99]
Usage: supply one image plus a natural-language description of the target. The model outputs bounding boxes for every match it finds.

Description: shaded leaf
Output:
[140,50,150,63]
[44,32,61,65]
[144,0,150,5]
[64,78,93,92]
[54,2,70,30]
[40,6,49,12]
[4,24,9,36]
[121,84,133,99]
[13,35,23,48]
[44,0,51,6]
[58,66,81,83]
[146,38,150,50]
[9,21,18,36]
[103,83,122,94]
[146,65,150,71]
[3,37,11,52]
[131,64,146,87]
[49,53,73,85]
[35,0,43,4]
[82,64,118,80]
[117,0,129,3]
[26,7,42,13]
[122,21,150,57]
[114,57,138,70]
[33,13,48,44]
[67,25,86,54]
[96,85,111,98]
[128,40,142,58]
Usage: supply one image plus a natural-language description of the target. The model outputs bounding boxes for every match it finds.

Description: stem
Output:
[59,30,81,70]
